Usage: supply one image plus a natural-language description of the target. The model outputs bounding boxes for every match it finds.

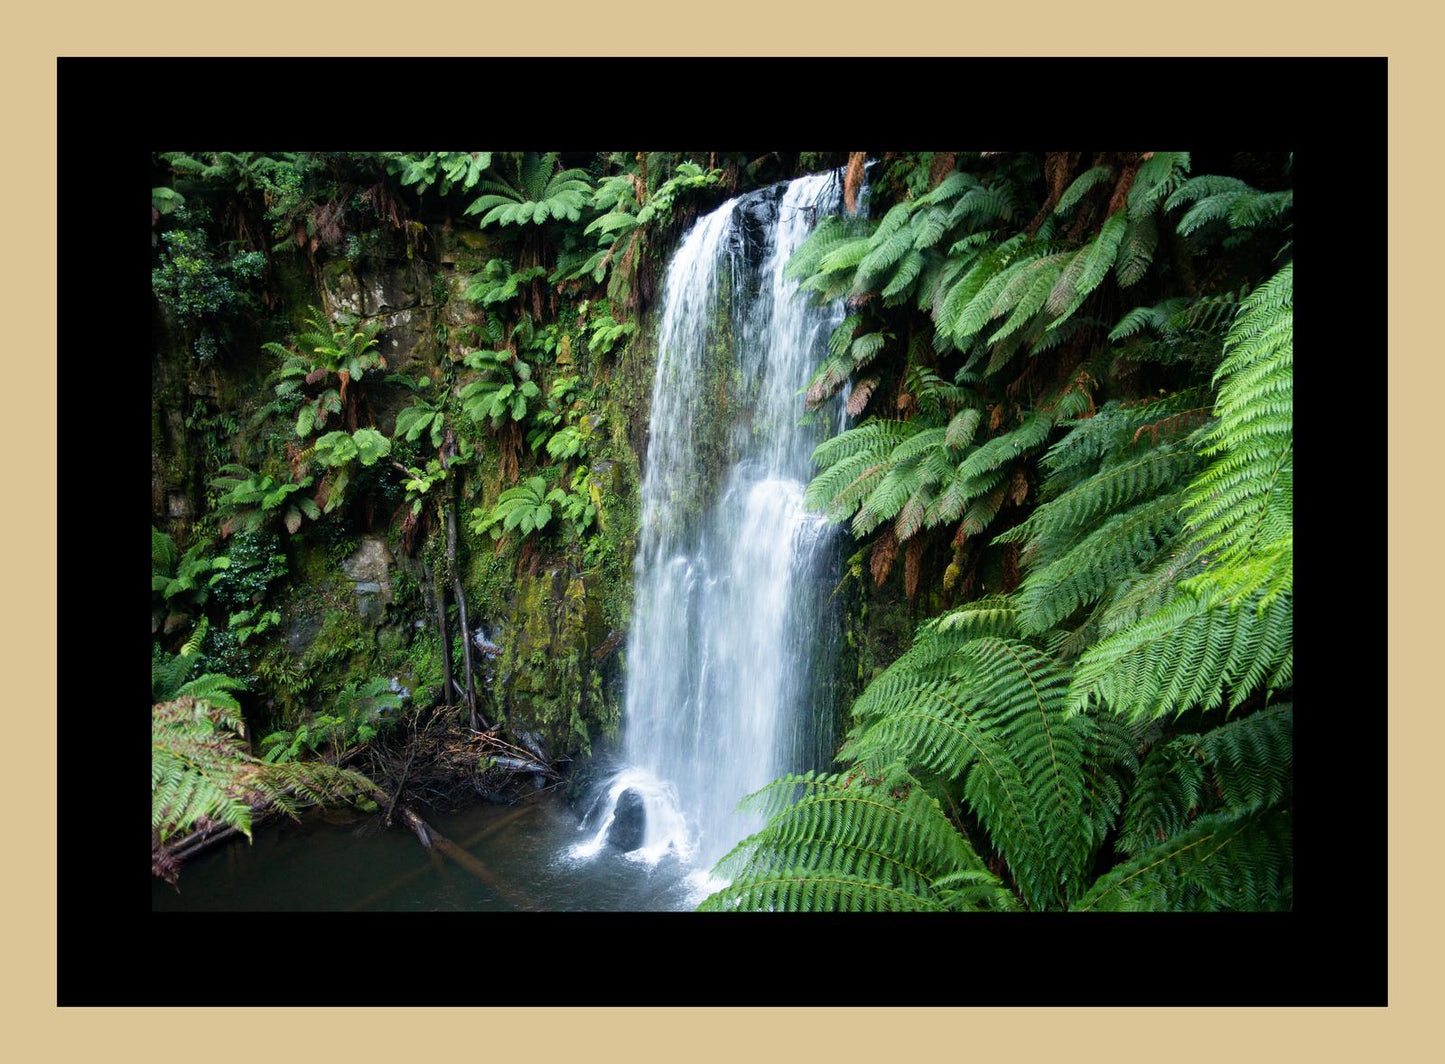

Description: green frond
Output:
[955,411,1054,481]
[1054,165,1113,217]
[1072,806,1291,911]
[932,233,1028,351]
[853,214,918,294]
[701,770,1014,912]
[151,527,178,573]
[176,672,249,716]
[944,408,982,452]
[1229,189,1293,230]
[946,183,1017,230]
[1044,212,1128,327]
[1014,489,1186,634]
[1120,703,1292,856]
[843,635,1091,910]
[1068,590,1293,721]
[987,252,1070,346]
[910,206,949,251]
[1165,173,1250,213]
[1126,151,1190,221]
[880,249,925,301]
[1114,212,1159,287]
[1001,443,1199,557]
[1181,262,1293,570]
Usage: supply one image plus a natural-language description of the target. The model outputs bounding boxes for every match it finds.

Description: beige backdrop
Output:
[5,13,1429,1060]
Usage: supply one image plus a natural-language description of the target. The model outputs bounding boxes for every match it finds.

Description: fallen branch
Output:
[391,802,537,909]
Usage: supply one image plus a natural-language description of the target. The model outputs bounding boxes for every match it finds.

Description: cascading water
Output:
[570,170,850,898]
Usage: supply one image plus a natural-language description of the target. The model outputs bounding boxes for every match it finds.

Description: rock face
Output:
[287,613,324,656]
[606,789,646,851]
[342,535,394,626]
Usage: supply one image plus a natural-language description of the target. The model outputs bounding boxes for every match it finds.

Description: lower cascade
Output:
[570,170,848,895]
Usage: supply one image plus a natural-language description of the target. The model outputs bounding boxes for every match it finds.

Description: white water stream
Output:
[569,171,849,900]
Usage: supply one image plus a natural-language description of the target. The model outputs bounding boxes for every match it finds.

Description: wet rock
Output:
[343,537,394,628]
[374,307,425,374]
[606,789,646,852]
[355,588,386,626]
[359,265,424,317]
[342,535,394,599]
[287,613,324,655]
[320,261,363,317]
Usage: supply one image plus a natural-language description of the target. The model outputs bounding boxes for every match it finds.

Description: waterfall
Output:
[570,170,848,894]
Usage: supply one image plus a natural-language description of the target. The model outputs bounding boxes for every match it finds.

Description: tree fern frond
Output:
[1054,165,1113,218]
[1014,489,1186,634]
[1182,262,1293,569]
[1069,590,1292,721]
[1043,212,1129,328]
[1120,704,1292,856]
[1127,151,1190,221]
[1073,806,1291,911]
[956,412,1054,481]
[1000,443,1199,556]
[704,769,1014,912]
[1114,212,1159,287]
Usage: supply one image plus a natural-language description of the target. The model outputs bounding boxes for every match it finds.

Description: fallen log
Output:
[345,803,538,911]
[391,802,537,910]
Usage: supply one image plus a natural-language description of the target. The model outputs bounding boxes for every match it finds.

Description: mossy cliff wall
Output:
[152,215,654,763]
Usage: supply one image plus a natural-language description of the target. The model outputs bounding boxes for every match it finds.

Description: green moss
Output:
[301,607,374,696]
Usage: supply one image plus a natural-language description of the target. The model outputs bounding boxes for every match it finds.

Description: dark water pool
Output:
[150,790,711,912]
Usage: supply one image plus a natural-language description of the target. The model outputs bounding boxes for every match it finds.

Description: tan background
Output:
[2,7,1431,1058]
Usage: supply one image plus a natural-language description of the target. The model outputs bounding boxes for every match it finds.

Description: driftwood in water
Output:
[392,802,536,909]
[346,804,538,911]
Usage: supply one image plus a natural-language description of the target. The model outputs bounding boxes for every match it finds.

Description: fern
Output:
[1127,151,1191,220]
[1053,165,1113,217]
[1072,806,1291,911]
[471,476,554,540]
[709,152,1293,914]
[152,693,380,875]
[464,152,595,228]
[1181,262,1293,578]
[700,770,1016,912]
[837,629,1091,911]
[1120,704,1292,856]
[1068,589,1292,721]
[1014,489,1188,634]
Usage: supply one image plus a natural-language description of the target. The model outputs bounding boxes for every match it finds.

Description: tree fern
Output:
[709,152,1293,912]
[1053,165,1113,217]
[700,769,1016,912]
[825,626,1092,911]
[464,152,595,228]
[1120,703,1292,856]
[1072,806,1291,911]
[1013,489,1188,634]
[153,691,381,883]
[1068,589,1292,721]
[1181,262,1293,578]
